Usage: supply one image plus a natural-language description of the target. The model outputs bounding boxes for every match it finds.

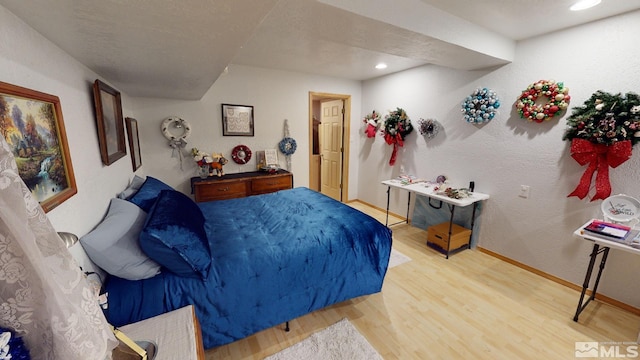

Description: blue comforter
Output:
[105,187,392,348]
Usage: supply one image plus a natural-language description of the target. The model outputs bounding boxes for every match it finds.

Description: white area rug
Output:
[389,248,411,268]
[264,318,382,360]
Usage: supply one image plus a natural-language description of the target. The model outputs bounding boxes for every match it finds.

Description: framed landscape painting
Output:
[0,81,77,212]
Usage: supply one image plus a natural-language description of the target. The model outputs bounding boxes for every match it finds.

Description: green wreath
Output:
[563,91,640,146]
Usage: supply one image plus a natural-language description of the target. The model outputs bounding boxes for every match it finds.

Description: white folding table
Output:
[381,179,489,258]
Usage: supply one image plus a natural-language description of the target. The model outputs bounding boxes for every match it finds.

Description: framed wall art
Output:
[125,117,142,171]
[93,79,126,165]
[221,103,254,136]
[0,81,77,212]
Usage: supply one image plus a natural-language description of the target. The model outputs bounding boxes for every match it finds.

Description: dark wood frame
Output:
[221,103,254,136]
[125,117,142,171]
[0,81,77,212]
[93,79,126,165]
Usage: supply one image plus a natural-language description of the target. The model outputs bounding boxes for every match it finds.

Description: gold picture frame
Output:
[93,79,126,165]
[0,81,77,212]
[125,117,142,171]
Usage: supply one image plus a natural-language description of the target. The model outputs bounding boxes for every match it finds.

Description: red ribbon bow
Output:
[567,139,632,201]
[385,133,404,166]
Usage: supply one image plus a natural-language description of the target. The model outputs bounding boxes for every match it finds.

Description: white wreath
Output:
[161,116,191,142]
[161,116,191,170]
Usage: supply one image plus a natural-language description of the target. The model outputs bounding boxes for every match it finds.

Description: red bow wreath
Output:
[563,91,640,201]
[382,108,414,166]
[567,139,632,201]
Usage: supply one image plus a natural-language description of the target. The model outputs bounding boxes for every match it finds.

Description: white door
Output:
[320,99,343,201]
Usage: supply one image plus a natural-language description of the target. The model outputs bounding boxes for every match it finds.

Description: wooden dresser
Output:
[190,170,293,202]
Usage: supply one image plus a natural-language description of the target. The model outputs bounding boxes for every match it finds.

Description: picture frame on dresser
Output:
[0,80,77,213]
[264,148,278,166]
[221,103,254,136]
[125,117,142,171]
[93,79,126,165]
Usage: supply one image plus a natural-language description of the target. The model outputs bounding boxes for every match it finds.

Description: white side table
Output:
[572,220,640,322]
[118,305,205,360]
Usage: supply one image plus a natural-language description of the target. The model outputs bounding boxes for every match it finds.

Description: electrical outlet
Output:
[519,185,530,198]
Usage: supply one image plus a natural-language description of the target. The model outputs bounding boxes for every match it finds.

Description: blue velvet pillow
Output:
[139,190,211,279]
[128,176,173,212]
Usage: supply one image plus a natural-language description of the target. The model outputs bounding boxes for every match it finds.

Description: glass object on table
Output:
[197,166,209,179]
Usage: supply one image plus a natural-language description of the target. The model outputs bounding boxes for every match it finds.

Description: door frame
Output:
[308,91,351,202]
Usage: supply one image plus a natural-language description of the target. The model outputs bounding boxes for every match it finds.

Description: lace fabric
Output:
[0,136,117,359]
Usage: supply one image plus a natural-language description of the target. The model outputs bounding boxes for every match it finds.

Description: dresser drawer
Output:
[194,181,248,202]
[251,175,293,194]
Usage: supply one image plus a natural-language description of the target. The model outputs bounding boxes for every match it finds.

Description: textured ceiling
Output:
[1,0,639,100]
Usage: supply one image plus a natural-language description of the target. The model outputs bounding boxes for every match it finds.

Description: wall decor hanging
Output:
[515,79,570,123]
[0,80,77,213]
[461,87,500,124]
[161,116,191,170]
[221,103,254,136]
[279,119,296,171]
[93,79,127,165]
[563,90,640,201]
[383,107,414,166]
[363,110,381,138]
[231,144,252,164]
[417,118,440,139]
[125,117,142,171]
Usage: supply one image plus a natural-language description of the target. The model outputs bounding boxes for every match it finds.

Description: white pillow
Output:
[117,175,145,200]
[80,198,161,280]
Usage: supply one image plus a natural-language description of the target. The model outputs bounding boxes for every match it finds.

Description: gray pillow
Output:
[80,198,161,280]
[117,175,146,200]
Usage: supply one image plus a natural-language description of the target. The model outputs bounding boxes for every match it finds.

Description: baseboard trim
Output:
[348,199,409,224]
[477,247,640,317]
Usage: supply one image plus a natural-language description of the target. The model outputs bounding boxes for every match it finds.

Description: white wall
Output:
[130,64,362,196]
[358,10,640,307]
[0,6,139,236]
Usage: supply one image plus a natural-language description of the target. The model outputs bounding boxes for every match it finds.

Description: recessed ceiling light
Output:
[375,63,387,70]
[570,0,601,11]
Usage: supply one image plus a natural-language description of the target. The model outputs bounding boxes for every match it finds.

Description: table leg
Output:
[573,243,609,322]
[445,205,456,259]
[406,192,411,224]
[384,185,411,227]
[588,247,609,303]
[385,186,391,227]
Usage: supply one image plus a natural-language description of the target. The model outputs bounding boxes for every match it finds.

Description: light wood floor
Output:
[206,202,640,359]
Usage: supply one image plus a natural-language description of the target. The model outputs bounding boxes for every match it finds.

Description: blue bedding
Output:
[105,187,392,348]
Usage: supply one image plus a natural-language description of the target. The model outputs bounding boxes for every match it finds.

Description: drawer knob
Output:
[218,187,229,192]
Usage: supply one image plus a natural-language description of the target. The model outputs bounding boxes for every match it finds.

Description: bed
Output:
[81,177,392,349]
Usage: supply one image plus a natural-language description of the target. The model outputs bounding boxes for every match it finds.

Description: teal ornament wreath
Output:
[461,88,500,124]
[279,137,297,156]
